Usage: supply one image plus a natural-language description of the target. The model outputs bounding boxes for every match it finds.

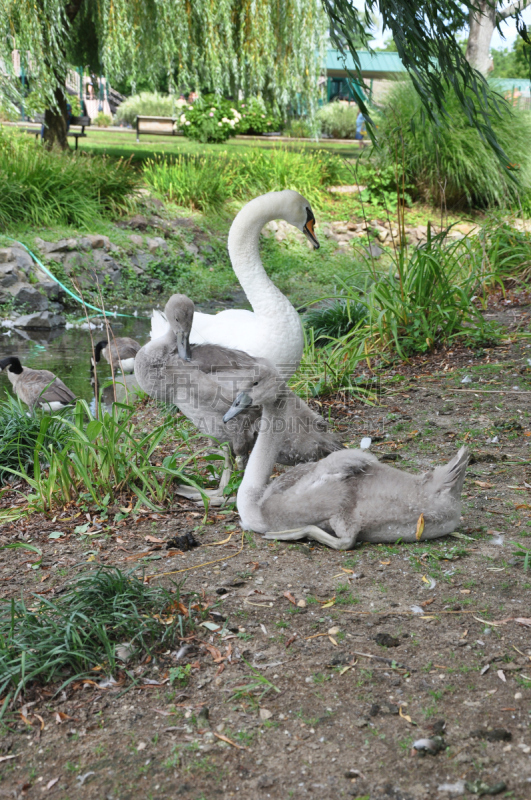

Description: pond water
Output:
[0,314,152,410]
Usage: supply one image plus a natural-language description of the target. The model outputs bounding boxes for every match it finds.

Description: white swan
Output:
[151,190,319,379]
[223,364,469,550]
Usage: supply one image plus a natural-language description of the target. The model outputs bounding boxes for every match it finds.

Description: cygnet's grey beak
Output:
[223,391,252,423]
[176,331,192,361]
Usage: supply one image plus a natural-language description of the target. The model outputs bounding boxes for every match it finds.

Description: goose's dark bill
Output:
[303,209,319,249]
[223,391,252,422]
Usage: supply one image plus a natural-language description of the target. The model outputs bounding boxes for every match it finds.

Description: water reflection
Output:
[0,317,151,408]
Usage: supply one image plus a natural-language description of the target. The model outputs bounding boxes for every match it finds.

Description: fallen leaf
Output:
[420,598,435,608]
[0,755,18,763]
[283,591,296,605]
[214,732,247,750]
[380,560,391,566]
[321,597,336,608]
[285,634,297,648]
[340,567,354,574]
[145,535,165,544]
[460,589,471,595]
[497,669,506,683]
[203,643,224,663]
[45,778,59,790]
[515,617,531,627]
[297,599,306,608]
[474,481,494,489]
[259,708,272,720]
[329,636,338,646]
[480,664,490,675]
[399,706,416,725]
[415,513,425,541]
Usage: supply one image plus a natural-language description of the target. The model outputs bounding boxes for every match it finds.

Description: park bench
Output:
[136,115,177,142]
[25,113,91,150]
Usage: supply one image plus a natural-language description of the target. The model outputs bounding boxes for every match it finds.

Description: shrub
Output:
[93,111,112,127]
[317,102,359,139]
[376,79,531,208]
[284,118,314,138]
[114,92,186,126]
[0,128,139,228]
[143,148,347,210]
[236,97,282,135]
[304,299,367,342]
[178,94,241,143]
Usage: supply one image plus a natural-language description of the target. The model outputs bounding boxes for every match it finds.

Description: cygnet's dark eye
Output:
[253,381,258,386]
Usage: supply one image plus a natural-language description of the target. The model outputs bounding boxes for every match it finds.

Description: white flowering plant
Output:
[235,97,282,135]
[177,94,241,143]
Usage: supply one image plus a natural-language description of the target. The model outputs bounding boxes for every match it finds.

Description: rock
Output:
[12,285,48,312]
[84,234,108,249]
[146,236,168,254]
[13,311,65,329]
[0,264,23,288]
[332,222,349,234]
[129,234,144,247]
[256,775,275,789]
[364,243,384,259]
[45,251,66,264]
[10,248,34,274]
[77,237,93,252]
[148,197,165,211]
[183,242,199,257]
[93,251,120,272]
[130,253,154,271]
[40,281,66,301]
[0,248,14,263]
[172,217,196,228]
[437,780,465,795]
[63,252,85,273]
[412,736,445,755]
[128,214,148,231]
[37,238,77,254]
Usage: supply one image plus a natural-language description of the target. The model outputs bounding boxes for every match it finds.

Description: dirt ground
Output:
[1,300,531,800]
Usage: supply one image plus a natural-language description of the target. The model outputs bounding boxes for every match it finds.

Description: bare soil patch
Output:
[1,304,531,800]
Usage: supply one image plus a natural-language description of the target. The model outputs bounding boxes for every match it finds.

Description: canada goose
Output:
[223,364,469,549]
[0,356,76,412]
[135,294,343,503]
[151,190,319,379]
[91,337,141,374]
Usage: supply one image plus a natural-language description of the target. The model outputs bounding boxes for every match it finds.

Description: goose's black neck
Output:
[94,341,107,363]
[0,356,23,375]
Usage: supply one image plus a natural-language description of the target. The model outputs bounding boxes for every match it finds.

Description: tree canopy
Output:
[0,0,326,111]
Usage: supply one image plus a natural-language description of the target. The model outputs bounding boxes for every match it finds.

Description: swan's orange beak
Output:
[303,216,319,249]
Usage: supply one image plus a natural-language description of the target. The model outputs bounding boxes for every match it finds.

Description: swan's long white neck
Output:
[236,397,286,532]
[228,194,300,318]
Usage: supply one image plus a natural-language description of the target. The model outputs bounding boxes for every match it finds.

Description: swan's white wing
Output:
[150,310,170,340]
[190,309,256,348]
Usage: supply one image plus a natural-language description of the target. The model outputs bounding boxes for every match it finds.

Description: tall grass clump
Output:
[376,79,531,208]
[0,128,139,228]
[0,567,185,698]
[115,92,186,125]
[317,102,359,139]
[144,148,346,210]
[5,398,204,513]
[0,396,71,486]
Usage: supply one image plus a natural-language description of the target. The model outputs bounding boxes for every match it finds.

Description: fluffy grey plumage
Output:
[135,294,343,464]
[0,356,76,411]
[224,364,469,550]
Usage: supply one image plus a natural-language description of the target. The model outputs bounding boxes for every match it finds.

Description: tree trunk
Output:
[43,83,69,150]
[42,0,85,151]
[465,1,496,74]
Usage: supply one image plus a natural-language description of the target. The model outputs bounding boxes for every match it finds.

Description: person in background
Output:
[355,110,366,140]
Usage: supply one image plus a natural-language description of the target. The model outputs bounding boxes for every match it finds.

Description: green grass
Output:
[0,128,140,229]
[0,567,185,700]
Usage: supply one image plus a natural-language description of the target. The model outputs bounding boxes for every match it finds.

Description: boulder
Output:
[14,310,65,329]
[0,248,14,264]
[34,237,76,254]
[146,236,168,254]
[63,251,85,273]
[11,285,49,312]
[128,214,148,231]
[0,264,24,289]
[45,251,66,264]
[183,242,199,256]
[11,247,35,274]
[40,281,66,301]
[130,253,153,271]
[129,234,144,247]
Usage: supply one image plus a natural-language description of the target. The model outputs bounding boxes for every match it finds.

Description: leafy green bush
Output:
[304,299,367,343]
[359,165,413,212]
[284,118,314,138]
[317,102,359,139]
[236,97,282,135]
[376,79,531,208]
[144,148,347,210]
[94,111,112,127]
[114,92,186,125]
[179,95,241,143]
[0,128,139,228]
